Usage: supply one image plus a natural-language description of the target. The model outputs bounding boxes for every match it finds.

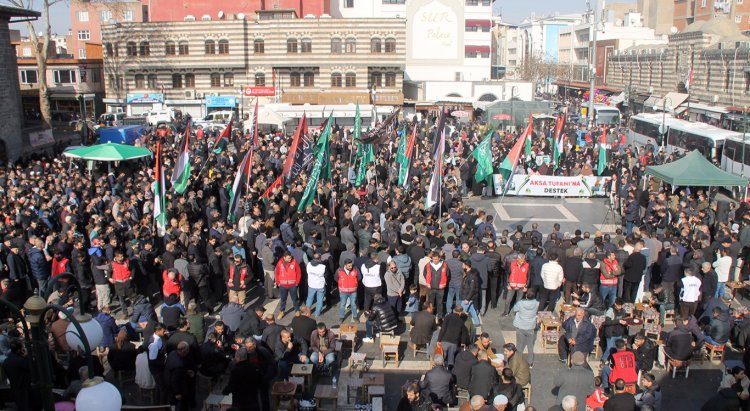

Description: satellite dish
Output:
[218,10,224,19]
[670,26,678,34]
[237,13,245,20]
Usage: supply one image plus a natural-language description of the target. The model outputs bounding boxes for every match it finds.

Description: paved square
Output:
[493,202,580,222]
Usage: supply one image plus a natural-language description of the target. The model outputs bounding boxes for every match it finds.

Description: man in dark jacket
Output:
[410,301,437,347]
[659,316,695,364]
[363,295,398,343]
[186,254,212,310]
[309,322,337,369]
[603,378,636,411]
[705,307,731,346]
[223,347,263,411]
[468,350,499,401]
[700,261,719,310]
[419,354,455,406]
[622,243,647,303]
[631,332,657,373]
[237,305,266,339]
[459,260,481,326]
[163,341,196,411]
[453,345,478,389]
[437,305,469,366]
[562,248,583,304]
[485,241,502,310]
[558,308,597,362]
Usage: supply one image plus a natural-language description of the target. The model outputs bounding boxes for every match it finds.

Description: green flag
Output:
[524,127,532,156]
[298,114,333,211]
[597,135,607,176]
[398,124,417,188]
[472,131,494,185]
[395,125,407,164]
[354,102,361,142]
[355,143,374,186]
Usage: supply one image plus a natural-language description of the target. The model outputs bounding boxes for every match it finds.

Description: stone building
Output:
[606,16,750,124]
[0,5,39,164]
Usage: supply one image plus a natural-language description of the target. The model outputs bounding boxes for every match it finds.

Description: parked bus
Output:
[665,120,736,162]
[721,135,750,177]
[627,113,679,152]
[592,104,621,126]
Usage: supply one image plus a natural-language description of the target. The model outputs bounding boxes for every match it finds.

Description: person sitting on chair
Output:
[363,295,399,343]
[558,308,597,363]
[600,338,638,391]
[309,322,337,372]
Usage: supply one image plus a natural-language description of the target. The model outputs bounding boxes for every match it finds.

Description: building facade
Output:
[606,17,750,122]
[638,0,674,34]
[144,0,328,23]
[517,14,581,63]
[491,21,520,79]
[101,16,406,117]
[69,0,144,58]
[674,0,750,31]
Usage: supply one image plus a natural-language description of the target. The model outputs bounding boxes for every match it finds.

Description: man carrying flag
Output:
[425,127,445,211]
[552,115,565,170]
[472,130,494,195]
[499,115,533,193]
[171,120,191,194]
[153,142,167,237]
[298,113,333,211]
[597,131,608,175]
[213,117,232,154]
[227,149,253,221]
[398,123,417,188]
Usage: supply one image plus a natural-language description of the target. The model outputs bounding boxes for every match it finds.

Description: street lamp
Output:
[0,273,116,411]
[76,376,122,411]
[653,97,673,149]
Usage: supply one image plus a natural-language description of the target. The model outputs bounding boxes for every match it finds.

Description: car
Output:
[194,110,234,128]
[146,108,177,126]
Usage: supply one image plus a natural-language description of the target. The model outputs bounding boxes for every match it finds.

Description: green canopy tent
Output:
[63,142,152,161]
[645,150,748,187]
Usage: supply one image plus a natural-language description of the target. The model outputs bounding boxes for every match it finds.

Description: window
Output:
[382,0,405,3]
[740,0,745,4]
[304,72,315,87]
[19,69,37,84]
[385,72,396,87]
[146,74,157,88]
[224,73,234,87]
[370,72,382,88]
[184,15,195,21]
[123,10,134,21]
[255,73,265,86]
[165,41,176,55]
[172,74,182,89]
[331,73,342,87]
[105,43,113,56]
[345,72,356,87]
[737,15,743,23]
[77,30,90,40]
[140,41,150,56]
[254,39,264,53]
[345,38,356,53]
[218,39,229,54]
[384,38,396,53]
[91,69,100,83]
[331,38,342,54]
[185,73,195,88]
[205,40,215,54]
[466,0,491,5]
[345,0,354,7]
[53,70,77,84]
[701,0,706,6]
[201,14,211,21]
[77,11,89,22]
[178,41,189,55]
[100,10,112,21]
[22,47,31,57]
[290,72,301,87]
[210,73,221,87]
[126,41,137,56]
[301,38,312,53]
[287,38,298,53]
[79,48,87,59]
[371,38,381,53]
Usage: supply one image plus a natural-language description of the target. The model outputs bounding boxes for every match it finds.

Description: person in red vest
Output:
[337,259,360,323]
[163,268,182,299]
[601,339,638,392]
[227,254,250,305]
[275,252,301,320]
[110,250,133,310]
[424,252,448,319]
[504,253,529,316]
[51,251,70,278]
[196,126,204,140]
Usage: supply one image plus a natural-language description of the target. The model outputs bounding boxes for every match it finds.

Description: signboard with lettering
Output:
[244,86,276,97]
[408,0,462,63]
[205,95,237,108]
[29,129,55,147]
[502,175,610,197]
[127,92,163,104]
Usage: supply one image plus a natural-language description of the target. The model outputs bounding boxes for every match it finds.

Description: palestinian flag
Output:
[213,119,232,154]
[170,120,191,194]
[298,113,333,211]
[425,127,445,210]
[227,148,253,221]
[251,100,259,147]
[154,142,167,237]
[260,174,282,202]
[597,131,607,175]
[552,115,565,170]
[398,123,417,188]
[499,115,533,191]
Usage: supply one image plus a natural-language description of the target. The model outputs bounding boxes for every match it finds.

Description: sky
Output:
[11,0,637,36]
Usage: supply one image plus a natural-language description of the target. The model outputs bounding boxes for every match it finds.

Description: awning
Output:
[688,102,728,119]
[643,96,660,108]
[656,92,689,110]
[674,106,688,114]
[465,19,492,27]
[465,45,491,53]
[632,94,650,105]
[609,92,625,105]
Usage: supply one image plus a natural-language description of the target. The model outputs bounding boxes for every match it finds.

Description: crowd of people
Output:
[0,100,749,411]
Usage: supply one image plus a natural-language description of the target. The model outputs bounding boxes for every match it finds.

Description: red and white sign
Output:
[493,114,512,121]
[451,110,469,117]
[243,86,276,97]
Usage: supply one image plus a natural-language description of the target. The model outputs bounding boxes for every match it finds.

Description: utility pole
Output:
[588,0,599,127]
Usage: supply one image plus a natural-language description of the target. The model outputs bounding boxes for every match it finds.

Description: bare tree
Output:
[4,0,59,128]
[518,53,569,90]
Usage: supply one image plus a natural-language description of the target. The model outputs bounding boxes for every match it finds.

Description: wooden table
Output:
[291,363,313,392]
[560,304,576,321]
[541,317,561,332]
[362,372,385,393]
[314,384,338,411]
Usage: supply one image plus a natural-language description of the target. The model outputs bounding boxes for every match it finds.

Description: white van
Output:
[146,108,175,126]
[195,110,234,128]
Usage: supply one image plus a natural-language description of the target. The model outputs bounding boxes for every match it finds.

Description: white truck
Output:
[146,108,177,126]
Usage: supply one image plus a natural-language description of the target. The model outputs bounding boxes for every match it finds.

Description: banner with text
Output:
[504,175,610,197]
